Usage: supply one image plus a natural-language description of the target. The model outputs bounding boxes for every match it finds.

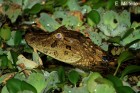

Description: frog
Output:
[25,26,108,70]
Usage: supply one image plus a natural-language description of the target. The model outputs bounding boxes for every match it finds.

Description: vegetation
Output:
[0,0,140,93]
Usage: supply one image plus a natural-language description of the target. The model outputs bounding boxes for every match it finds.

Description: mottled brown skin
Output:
[25,26,107,70]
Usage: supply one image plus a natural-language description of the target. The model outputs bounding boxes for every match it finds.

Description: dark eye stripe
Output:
[51,41,57,48]
[66,45,71,50]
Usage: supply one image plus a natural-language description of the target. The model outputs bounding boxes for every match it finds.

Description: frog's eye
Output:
[55,33,63,39]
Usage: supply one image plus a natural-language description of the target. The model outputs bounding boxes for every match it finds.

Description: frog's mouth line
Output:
[38,47,82,64]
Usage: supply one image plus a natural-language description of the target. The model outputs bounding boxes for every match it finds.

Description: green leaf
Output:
[11,0,22,6]
[117,51,134,65]
[63,85,89,93]
[44,1,55,13]
[0,54,9,69]
[93,84,116,93]
[32,51,41,65]
[22,0,42,9]
[54,0,67,7]
[67,0,81,11]
[106,0,116,9]
[39,13,60,32]
[6,31,23,46]
[25,3,42,14]
[43,71,60,92]
[27,73,46,93]
[137,81,140,86]
[114,51,134,75]
[8,50,18,67]
[108,36,121,44]
[95,78,113,86]
[0,0,3,3]
[120,25,140,47]
[0,38,2,47]
[6,78,37,93]
[21,81,37,93]
[10,50,18,64]
[88,72,103,81]
[97,10,130,37]
[92,1,106,9]
[87,72,115,93]
[14,31,22,46]
[87,72,102,92]
[121,28,134,40]
[87,10,100,26]
[1,86,9,93]
[4,4,22,23]
[92,0,99,3]
[68,70,80,86]
[23,44,33,53]
[0,27,11,41]
[136,26,140,29]
[116,86,135,93]
[106,75,123,88]
[0,53,13,69]
[57,66,65,83]
[126,39,140,48]
[121,65,140,79]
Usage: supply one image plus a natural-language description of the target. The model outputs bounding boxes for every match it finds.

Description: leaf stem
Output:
[114,64,120,76]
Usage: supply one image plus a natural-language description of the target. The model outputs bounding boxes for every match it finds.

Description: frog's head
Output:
[25,26,82,64]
